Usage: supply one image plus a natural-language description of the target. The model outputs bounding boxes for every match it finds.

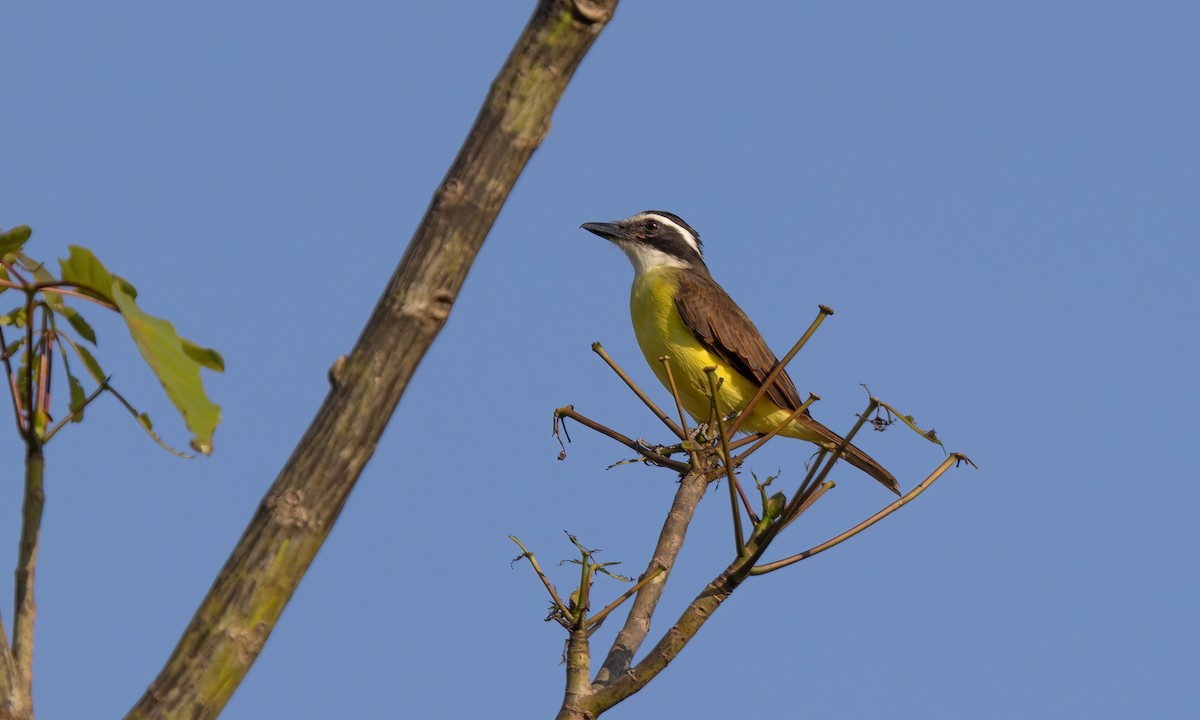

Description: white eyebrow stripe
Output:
[633,212,702,257]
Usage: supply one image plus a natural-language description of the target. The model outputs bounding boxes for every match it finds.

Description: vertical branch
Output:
[12,445,44,712]
[658,356,698,466]
[35,322,51,426]
[704,368,750,553]
[593,468,709,685]
[21,292,35,438]
[557,629,593,720]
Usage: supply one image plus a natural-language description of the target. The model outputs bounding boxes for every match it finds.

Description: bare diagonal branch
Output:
[125,3,620,717]
[593,343,686,440]
[593,468,708,685]
[555,406,689,472]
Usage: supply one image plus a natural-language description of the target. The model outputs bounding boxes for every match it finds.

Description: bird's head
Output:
[582,210,707,276]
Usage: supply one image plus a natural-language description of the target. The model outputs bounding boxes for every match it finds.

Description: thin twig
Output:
[592,343,686,440]
[36,319,52,424]
[0,275,118,310]
[30,279,117,305]
[554,406,688,473]
[22,291,35,439]
[775,479,833,535]
[585,565,665,635]
[705,369,753,551]
[41,379,109,443]
[726,305,833,437]
[727,432,766,451]
[732,393,819,465]
[0,325,26,438]
[509,536,573,624]
[570,535,594,627]
[790,398,878,509]
[751,454,961,575]
[776,449,828,533]
[105,385,192,458]
[794,449,830,501]
[658,356,698,468]
[0,260,29,287]
[0,274,118,309]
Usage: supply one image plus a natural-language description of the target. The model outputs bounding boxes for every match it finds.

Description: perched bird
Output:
[582,210,899,495]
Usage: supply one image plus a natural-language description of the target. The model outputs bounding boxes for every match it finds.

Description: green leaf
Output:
[3,338,22,361]
[17,252,55,284]
[0,306,27,328]
[111,284,221,455]
[58,245,133,302]
[68,372,87,423]
[74,343,106,383]
[180,338,225,372]
[59,305,97,344]
[115,275,138,300]
[0,226,32,258]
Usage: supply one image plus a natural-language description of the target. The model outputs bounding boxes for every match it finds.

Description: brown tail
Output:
[842,442,901,496]
[791,414,901,495]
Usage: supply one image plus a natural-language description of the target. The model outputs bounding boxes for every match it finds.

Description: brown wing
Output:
[674,270,804,411]
[675,271,901,495]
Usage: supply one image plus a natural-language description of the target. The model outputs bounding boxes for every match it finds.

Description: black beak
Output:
[581,221,628,242]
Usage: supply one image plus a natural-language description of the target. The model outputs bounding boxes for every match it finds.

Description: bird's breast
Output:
[629,268,752,423]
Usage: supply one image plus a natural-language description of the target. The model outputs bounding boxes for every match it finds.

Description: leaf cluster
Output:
[0,224,223,454]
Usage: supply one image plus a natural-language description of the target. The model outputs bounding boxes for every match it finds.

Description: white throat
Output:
[620,242,690,276]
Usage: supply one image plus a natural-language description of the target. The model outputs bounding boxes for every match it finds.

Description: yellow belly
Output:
[629,268,817,441]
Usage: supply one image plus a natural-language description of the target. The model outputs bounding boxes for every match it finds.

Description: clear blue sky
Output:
[4,3,1198,718]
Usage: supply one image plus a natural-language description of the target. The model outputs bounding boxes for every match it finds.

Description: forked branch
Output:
[546,329,966,719]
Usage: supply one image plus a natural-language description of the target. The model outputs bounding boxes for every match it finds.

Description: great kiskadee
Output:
[582,210,899,495]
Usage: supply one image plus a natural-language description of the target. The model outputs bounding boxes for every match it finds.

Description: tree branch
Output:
[555,406,689,473]
[585,565,664,634]
[751,454,962,574]
[0,614,26,720]
[509,536,573,624]
[592,343,687,440]
[593,467,709,685]
[557,629,593,720]
[10,446,43,719]
[124,2,619,717]
[587,545,764,715]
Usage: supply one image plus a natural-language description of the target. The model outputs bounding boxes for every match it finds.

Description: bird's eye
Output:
[645,220,660,232]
